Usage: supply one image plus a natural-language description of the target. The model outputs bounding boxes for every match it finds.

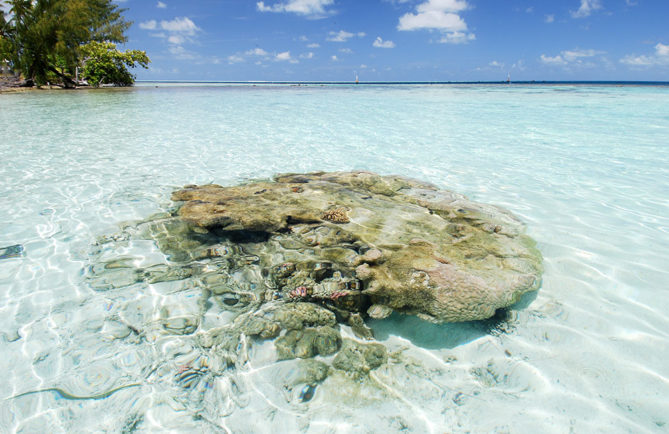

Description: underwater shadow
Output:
[368,290,539,350]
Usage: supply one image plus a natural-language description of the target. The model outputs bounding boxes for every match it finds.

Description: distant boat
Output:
[506,73,511,84]
[354,71,359,84]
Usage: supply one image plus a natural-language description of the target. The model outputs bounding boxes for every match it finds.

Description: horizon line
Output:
[136,80,669,86]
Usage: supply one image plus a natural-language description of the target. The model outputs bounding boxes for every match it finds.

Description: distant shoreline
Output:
[4,79,669,93]
[136,80,669,87]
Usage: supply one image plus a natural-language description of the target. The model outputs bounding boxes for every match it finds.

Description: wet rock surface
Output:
[86,171,542,382]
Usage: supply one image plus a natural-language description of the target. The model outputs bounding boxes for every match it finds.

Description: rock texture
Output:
[171,171,542,323]
[0,76,34,92]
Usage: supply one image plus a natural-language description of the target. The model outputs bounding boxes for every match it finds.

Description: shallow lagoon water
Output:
[1,83,668,433]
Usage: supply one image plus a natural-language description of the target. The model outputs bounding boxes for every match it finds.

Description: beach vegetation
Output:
[80,41,149,87]
[0,0,148,87]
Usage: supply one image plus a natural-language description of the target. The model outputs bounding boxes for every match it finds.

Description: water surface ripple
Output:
[1,84,668,433]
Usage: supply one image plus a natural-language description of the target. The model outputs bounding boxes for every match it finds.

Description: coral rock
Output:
[171,172,542,323]
[333,339,388,374]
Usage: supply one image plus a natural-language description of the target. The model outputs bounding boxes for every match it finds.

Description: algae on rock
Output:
[171,171,543,323]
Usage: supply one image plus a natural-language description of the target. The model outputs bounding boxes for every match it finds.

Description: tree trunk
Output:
[47,66,76,88]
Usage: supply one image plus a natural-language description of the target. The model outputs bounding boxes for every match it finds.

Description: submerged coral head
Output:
[170,171,543,323]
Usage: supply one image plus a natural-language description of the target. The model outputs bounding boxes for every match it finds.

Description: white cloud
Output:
[331,55,338,61]
[246,48,269,56]
[327,30,365,42]
[439,31,475,44]
[168,45,196,60]
[540,48,602,66]
[161,17,199,35]
[621,42,669,66]
[227,47,300,64]
[373,37,396,48]
[540,54,567,65]
[398,0,474,44]
[398,10,467,31]
[228,55,245,64]
[141,16,200,59]
[257,0,334,18]
[415,0,469,13]
[307,43,320,48]
[620,55,654,66]
[168,35,185,45]
[489,60,503,68]
[339,48,353,53]
[139,20,157,30]
[328,30,353,42]
[561,49,599,61]
[571,0,602,18]
[157,1,167,8]
[300,52,315,59]
[656,43,669,57]
[545,14,555,23]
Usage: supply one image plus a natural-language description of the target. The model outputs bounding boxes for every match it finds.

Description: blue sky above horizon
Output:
[114,0,669,81]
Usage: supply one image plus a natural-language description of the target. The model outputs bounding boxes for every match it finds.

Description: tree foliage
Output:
[80,41,149,87]
[0,0,146,86]
[1,10,10,66]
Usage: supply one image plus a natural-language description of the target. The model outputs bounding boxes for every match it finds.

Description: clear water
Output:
[1,84,668,433]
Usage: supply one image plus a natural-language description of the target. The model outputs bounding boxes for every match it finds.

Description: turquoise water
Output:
[1,84,668,433]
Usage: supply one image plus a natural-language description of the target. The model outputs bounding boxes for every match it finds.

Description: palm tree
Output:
[1,0,131,86]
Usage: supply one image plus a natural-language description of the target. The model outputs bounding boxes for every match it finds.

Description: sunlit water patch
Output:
[1,84,668,433]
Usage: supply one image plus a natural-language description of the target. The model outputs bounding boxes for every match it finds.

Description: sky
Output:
[114,0,669,81]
